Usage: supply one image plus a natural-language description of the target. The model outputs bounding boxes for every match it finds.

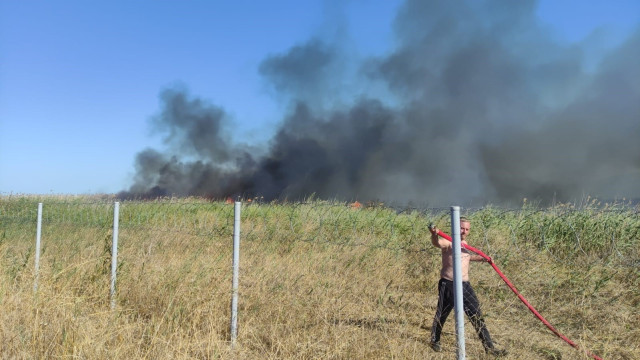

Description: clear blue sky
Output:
[1,0,638,195]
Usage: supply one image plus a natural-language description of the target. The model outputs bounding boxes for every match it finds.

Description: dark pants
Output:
[430,278,495,349]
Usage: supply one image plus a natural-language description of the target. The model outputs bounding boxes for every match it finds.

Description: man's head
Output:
[460,217,471,241]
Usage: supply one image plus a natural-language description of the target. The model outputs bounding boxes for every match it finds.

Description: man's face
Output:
[460,221,471,241]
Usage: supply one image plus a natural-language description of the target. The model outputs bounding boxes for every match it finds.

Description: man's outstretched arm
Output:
[429,226,449,249]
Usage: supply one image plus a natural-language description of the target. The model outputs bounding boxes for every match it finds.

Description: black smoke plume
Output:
[121,0,640,207]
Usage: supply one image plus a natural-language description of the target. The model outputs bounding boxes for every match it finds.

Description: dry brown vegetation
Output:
[1,196,638,359]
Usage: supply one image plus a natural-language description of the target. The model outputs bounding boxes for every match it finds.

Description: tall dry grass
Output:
[1,196,638,359]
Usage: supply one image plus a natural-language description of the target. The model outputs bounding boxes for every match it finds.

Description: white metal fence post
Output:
[231,201,241,347]
[34,202,43,293]
[451,206,466,359]
[111,201,120,310]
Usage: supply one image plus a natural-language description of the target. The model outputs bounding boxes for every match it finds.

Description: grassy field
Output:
[1,195,639,359]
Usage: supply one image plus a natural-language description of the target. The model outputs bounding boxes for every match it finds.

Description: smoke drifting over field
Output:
[122,0,640,206]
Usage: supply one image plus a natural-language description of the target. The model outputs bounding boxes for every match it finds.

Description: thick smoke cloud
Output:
[122,0,640,206]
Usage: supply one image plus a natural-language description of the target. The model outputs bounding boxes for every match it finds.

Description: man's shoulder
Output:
[439,239,452,249]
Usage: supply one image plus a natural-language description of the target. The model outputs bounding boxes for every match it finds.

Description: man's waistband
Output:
[440,278,470,284]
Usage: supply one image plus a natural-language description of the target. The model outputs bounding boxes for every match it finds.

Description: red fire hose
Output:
[432,227,603,360]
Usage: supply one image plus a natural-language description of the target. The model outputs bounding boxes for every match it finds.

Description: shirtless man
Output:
[429,217,507,356]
